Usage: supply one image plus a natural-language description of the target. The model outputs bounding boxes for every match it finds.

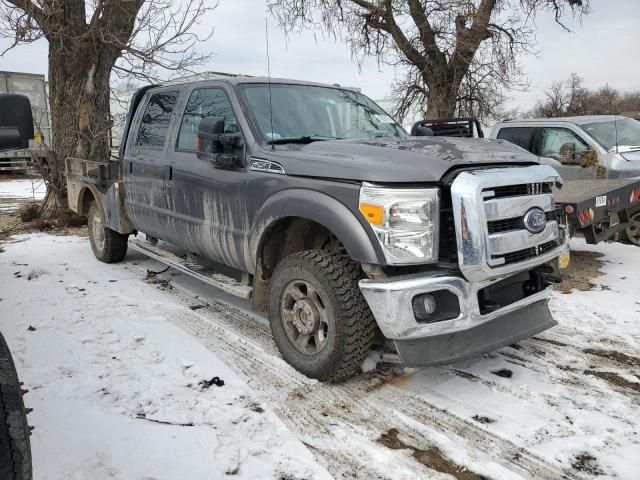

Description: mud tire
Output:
[87,202,128,263]
[268,250,376,382]
[0,331,32,480]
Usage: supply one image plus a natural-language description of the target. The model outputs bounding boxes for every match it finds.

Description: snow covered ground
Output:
[1,235,331,480]
[395,239,640,479]
[1,174,639,479]
[0,176,47,213]
[2,233,639,479]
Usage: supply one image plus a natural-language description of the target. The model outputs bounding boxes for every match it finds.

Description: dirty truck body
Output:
[66,76,568,381]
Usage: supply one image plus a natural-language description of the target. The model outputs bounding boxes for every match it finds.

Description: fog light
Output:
[412,293,436,321]
[422,294,436,314]
[412,290,461,324]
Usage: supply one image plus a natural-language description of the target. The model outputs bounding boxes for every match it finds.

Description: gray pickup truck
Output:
[64,75,568,381]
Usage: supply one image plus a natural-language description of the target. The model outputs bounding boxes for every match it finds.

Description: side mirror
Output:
[196,116,243,169]
[0,93,34,151]
[412,126,434,137]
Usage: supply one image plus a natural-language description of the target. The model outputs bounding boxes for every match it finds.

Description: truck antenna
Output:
[614,114,619,154]
[265,17,275,150]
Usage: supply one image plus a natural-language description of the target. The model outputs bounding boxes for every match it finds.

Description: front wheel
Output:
[268,251,376,382]
[87,202,128,263]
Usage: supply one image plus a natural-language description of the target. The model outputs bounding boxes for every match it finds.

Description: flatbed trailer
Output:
[0,149,29,172]
[413,118,640,245]
[553,178,640,244]
[0,147,50,173]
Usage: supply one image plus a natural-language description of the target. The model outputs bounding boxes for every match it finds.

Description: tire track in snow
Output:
[124,261,577,480]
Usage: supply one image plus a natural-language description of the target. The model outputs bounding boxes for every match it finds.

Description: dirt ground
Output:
[0,212,87,242]
[554,250,606,294]
[0,174,86,241]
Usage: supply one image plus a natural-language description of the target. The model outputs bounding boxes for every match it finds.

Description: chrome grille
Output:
[486,182,553,199]
[495,240,559,265]
[451,165,564,282]
[487,211,557,234]
[483,186,559,266]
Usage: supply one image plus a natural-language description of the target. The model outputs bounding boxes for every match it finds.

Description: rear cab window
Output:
[135,91,179,148]
[496,127,536,152]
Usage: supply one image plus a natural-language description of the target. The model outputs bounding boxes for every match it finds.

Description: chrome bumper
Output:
[359,257,565,366]
[358,241,562,342]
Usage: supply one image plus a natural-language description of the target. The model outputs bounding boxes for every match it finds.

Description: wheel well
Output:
[80,187,96,216]
[252,217,346,311]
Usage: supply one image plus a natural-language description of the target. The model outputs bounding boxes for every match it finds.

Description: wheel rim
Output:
[280,280,330,356]
[626,213,640,246]
[91,208,106,252]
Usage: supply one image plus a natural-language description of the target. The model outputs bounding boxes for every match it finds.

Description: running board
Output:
[129,238,253,299]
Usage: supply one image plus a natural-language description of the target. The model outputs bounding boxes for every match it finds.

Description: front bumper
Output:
[358,251,565,367]
[392,299,554,367]
[359,164,570,367]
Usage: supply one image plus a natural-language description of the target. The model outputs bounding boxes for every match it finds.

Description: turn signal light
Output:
[359,203,384,226]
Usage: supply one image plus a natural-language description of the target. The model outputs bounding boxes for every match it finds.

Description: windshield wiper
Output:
[609,145,640,153]
[267,135,340,145]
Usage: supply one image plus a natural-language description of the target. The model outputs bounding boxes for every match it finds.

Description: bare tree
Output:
[532,74,639,118]
[0,0,217,214]
[269,0,589,123]
[532,72,588,117]
[533,80,568,117]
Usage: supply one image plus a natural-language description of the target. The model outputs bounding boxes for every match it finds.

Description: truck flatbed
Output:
[554,178,640,244]
[554,178,638,204]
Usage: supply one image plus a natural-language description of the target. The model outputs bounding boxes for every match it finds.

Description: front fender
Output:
[249,189,383,269]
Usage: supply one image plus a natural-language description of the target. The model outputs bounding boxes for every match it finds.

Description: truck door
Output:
[165,86,248,271]
[534,127,596,180]
[123,89,179,237]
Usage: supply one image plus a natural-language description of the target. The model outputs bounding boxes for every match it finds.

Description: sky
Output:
[1,0,638,115]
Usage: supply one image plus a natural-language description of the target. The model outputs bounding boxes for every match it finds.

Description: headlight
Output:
[359,184,439,265]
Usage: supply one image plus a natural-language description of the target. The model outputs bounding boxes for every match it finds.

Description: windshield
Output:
[237,83,407,143]
[582,117,640,151]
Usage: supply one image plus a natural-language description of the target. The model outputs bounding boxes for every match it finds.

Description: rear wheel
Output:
[268,250,376,382]
[624,211,640,246]
[87,202,128,263]
[0,331,32,480]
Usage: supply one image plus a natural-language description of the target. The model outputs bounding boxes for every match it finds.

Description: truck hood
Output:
[265,136,539,183]
[619,149,640,162]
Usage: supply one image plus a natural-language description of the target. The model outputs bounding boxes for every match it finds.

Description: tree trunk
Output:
[40,40,115,216]
[424,73,460,119]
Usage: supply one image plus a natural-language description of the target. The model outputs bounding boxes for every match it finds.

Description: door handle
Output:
[164,165,173,191]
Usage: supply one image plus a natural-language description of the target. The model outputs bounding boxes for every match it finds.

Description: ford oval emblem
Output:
[523,208,547,234]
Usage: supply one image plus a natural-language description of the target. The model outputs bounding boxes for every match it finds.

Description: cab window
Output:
[136,91,178,147]
[539,127,589,164]
[176,88,239,151]
[496,127,535,152]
